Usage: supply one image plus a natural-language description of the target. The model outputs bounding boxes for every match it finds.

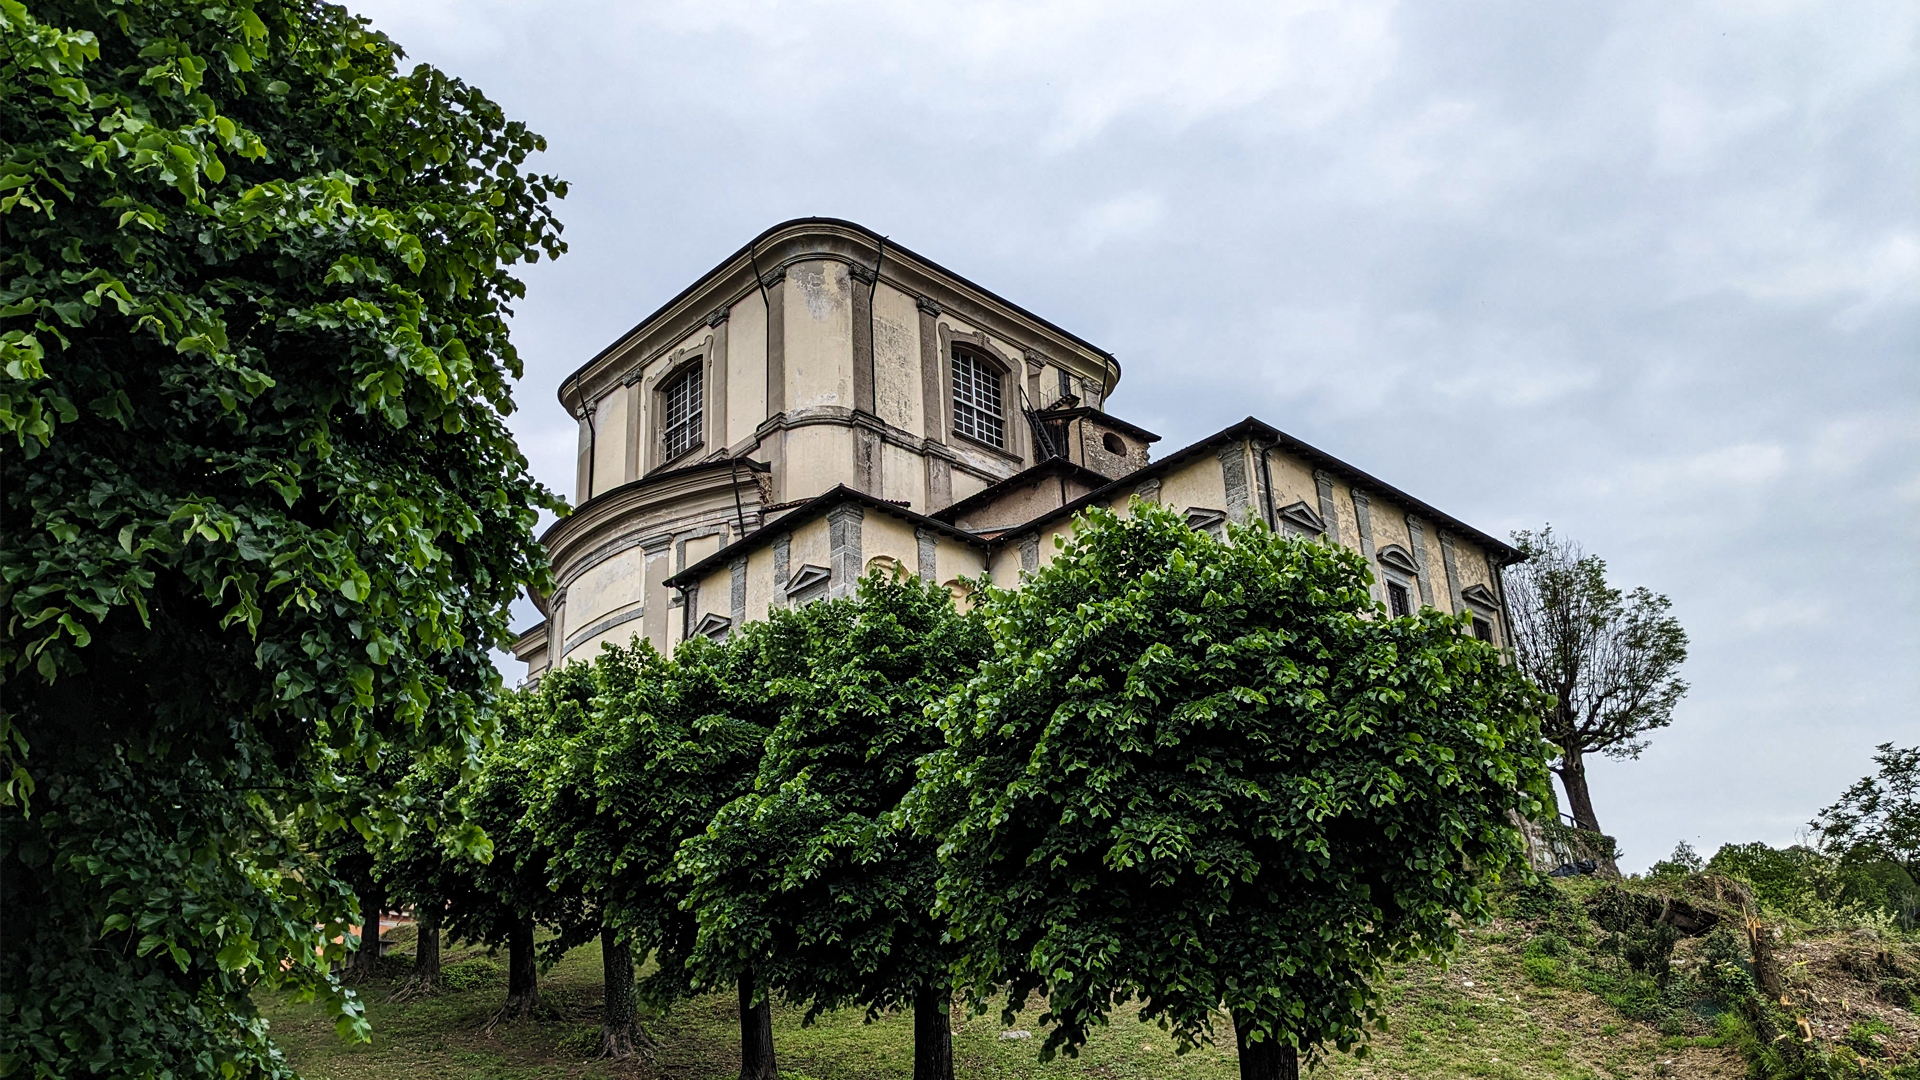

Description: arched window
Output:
[950,347,1005,450]
[660,364,703,462]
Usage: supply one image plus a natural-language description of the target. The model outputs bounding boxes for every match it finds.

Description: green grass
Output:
[260,926,1745,1079]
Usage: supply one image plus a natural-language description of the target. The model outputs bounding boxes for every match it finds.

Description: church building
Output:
[512,218,1516,679]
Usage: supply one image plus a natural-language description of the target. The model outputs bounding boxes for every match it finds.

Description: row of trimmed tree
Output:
[329,502,1557,1080]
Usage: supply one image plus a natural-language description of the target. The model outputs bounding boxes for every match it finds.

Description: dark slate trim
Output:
[975,417,1522,564]
[666,484,990,588]
[930,457,1114,524]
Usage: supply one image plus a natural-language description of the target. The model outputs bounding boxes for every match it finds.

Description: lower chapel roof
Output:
[663,416,1524,591]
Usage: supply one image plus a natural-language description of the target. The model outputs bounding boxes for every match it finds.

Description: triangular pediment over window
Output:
[1461,583,1499,611]
[1185,507,1227,538]
[1276,500,1326,536]
[784,564,830,595]
[693,613,733,641]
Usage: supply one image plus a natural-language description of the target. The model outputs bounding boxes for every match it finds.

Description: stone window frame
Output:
[938,324,1026,465]
[950,346,1007,451]
[1460,583,1503,645]
[642,341,716,474]
[784,564,831,606]
[1377,544,1421,618]
[1185,506,1228,541]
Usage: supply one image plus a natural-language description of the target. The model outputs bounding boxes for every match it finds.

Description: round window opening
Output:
[1102,432,1127,456]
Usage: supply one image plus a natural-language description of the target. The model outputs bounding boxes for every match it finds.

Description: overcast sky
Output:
[350,0,1917,872]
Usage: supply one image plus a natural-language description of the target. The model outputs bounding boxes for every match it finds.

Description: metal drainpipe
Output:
[1257,441,1279,529]
[568,369,597,503]
[1494,554,1522,661]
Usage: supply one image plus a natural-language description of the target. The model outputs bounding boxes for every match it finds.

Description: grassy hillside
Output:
[261,877,1916,1079]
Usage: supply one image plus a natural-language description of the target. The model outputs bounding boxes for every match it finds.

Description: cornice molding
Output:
[557,219,1120,415]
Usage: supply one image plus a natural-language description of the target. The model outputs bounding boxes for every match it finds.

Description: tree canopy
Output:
[1504,526,1688,842]
[1,0,562,1073]
[674,571,989,1080]
[1814,742,1920,885]
[916,502,1553,1080]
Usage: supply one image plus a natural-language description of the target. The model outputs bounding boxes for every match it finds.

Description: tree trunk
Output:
[392,900,443,1001]
[502,915,538,1019]
[1233,1011,1299,1080]
[1554,744,1605,835]
[1554,745,1621,875]
[412,901,442,987]
[1746,910,1784,999]
[912,985,954,1080]
[737,970,777,1080]
[599,926,642,1060]
[348,878,385,980]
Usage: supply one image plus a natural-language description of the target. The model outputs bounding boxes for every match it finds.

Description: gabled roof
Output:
[1032,406,1162,445]
[663,484,990,588]
[929,457,1115,525]
[664,416,1523,590]
[982,417,1524,564]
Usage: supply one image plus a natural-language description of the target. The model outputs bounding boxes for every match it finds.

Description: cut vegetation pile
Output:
[258,873,1919,1079]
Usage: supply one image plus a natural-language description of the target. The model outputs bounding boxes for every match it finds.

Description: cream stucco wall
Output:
[873,284,923,434]
[727,294,768,449]
[784,260,853,412]
[589,390,630,497]
[783,425,855,503]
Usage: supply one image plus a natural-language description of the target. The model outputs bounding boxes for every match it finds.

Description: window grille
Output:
[661,365,702,462]
[951,349,1004,449]
[1387,581,1411,618]
[1473,617,1495,642]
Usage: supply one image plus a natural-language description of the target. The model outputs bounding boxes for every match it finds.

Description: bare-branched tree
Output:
[1505,527,1689,849]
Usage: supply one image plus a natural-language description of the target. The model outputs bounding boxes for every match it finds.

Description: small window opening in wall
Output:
[1387,581,1411,618]
[661,364,703,462]
[1102,432,1127,456]
[951,348,1004,449]
[1058,368,1073,400]
[1472,617,1494,642]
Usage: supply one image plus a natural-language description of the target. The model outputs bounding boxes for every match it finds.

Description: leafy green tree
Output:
[1815,743,1920,884]
[916,502,1553,1080]
[1504,527,1688,845]
[1,1,562,1074]
[406,691,591,1024]
[675,571,989,1080]
[523,652,651,1058]
[581,633,776,1076]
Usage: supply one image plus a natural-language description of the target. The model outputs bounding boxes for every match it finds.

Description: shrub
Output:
[1649,841,1706,880]
[1523,955,1567,987]
[441,957,500,992]
[1842,1018,1892,1059]
[1588,885,1679,981]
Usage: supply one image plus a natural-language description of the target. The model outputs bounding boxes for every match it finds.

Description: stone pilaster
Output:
[1439,530,1465,614]
[1218,442,1250,523]
[827,504,865,596]
[1351,489,1381,602]
[915,527,938,581]
[1313,470,1342,546]
[1405,515,1436,606]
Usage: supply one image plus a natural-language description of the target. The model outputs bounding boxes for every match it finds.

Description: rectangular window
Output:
[661,365,703,462]
[1473,617,1494,642]
[951,349,1004,449]
[1387,581,1411,618]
